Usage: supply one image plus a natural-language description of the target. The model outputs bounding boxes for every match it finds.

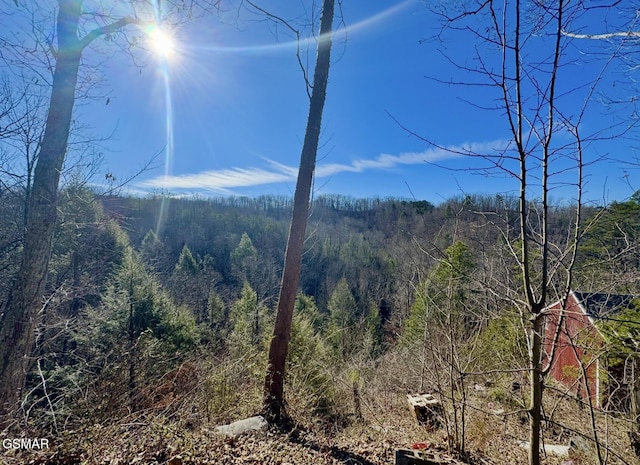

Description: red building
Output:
[543,291,636,407]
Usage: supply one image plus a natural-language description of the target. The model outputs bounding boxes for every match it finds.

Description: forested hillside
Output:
[1,186,639,463]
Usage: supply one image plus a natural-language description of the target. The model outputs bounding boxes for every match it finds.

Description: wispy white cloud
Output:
[137,165,296,194]
[136,140,507,193]
[317,144,466,177]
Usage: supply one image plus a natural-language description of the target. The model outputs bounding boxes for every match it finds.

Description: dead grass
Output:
[2,355,638,465]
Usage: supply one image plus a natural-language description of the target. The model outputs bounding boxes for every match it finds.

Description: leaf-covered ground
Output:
[2,398,495,465]
[3,420,460,464]
[1,386,635,464]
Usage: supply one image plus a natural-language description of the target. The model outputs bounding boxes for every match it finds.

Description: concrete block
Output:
[215,415,268,437]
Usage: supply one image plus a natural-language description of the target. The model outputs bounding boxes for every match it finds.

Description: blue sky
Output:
[75,0,640,204]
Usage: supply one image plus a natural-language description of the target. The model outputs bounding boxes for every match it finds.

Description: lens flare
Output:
[145,22,176,235]
[146,24,176,59]
[155,56,174,237]
[187,0,414,56]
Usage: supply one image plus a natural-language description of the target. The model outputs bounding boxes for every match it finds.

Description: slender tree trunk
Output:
[576,346,603,464]
[528,310,544,465]
[632,358,640,459]
[633,358,640,429]
[0,0,83,426]
[263,0,334,425]
[128,272,137,412]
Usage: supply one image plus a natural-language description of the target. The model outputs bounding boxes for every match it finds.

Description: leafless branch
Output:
[241,0,313,97]
[562,29,640,40]
[80,16,139,50]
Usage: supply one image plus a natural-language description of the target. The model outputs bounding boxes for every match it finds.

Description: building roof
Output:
[572,291,637,320]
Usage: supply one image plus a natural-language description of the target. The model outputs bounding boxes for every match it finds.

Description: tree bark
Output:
[0,0,83,425]
[262,0,334,426]
[633,358,640,431]
[0,0,137,427]
[528,311,543,465]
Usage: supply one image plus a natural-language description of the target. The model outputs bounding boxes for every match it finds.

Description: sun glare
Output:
[146,24,176,59]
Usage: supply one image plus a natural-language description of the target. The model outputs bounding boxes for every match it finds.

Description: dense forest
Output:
[1,186,639,463]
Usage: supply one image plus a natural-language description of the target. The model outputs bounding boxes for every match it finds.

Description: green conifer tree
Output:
[230,232,258,286]
[327,278,357,359]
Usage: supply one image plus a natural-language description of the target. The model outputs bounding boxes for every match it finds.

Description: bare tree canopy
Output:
[0,0,220,428]
[409,1,640,463]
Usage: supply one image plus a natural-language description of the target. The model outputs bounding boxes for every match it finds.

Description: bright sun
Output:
[146,24,176,59]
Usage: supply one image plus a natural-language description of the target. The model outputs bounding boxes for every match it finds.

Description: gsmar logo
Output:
[2,438,50,450]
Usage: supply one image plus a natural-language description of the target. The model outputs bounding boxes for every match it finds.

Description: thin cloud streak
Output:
[138,166,296,193]
[137,140,507,193]
[317,144,468,177]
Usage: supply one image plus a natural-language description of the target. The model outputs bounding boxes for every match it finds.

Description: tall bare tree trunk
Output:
[263,0,334,426]
[528,311,544,465]
[0,0,83,426]
[0,1,135,428]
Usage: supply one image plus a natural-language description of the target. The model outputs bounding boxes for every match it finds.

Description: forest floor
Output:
[1,407,503,465]
[3,388,629,465]
[1,354,637,465]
